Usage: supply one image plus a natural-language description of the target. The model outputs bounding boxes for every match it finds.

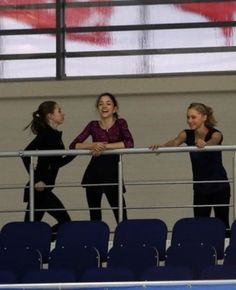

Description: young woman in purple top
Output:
[70,93,134,223]
[150,103,230,235]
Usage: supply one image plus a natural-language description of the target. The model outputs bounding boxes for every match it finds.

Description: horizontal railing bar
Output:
[3,278,236,288]
[0,145,235,158]
[2,46,236,61]
[0,53,56,60]
[25,203,234,210]
[125,204,233,209]
[67,0,236,7]
[0,28,56,36]
[0,179,232,191]
[126,179,233,185]
[67,47,236,58]
[0,203,232,214]
[1,21,236,36]
[66,0,236,8]
[0,0,235,10]
[0,178,233,191]
[66,22,236,33]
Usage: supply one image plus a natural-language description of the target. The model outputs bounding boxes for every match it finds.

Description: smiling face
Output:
[97,95,117,119]
[187,108,207,130]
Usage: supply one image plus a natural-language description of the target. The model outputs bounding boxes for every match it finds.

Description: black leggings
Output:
[24,188,71,231]
[86,186,127,223]
[193,188,230,230]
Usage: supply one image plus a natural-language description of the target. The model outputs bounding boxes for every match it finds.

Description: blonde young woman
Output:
[150,103,230,236]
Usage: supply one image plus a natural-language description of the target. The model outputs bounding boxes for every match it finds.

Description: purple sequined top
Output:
[69,118,134,149]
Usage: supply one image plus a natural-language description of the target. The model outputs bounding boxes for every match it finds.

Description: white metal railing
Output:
[1,279,236,289]
[0,145,236,222]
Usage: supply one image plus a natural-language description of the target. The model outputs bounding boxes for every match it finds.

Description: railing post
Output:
[56,0,66,79]
[118,154,123,223]
[29,156,35,221]
[233,152,236,220]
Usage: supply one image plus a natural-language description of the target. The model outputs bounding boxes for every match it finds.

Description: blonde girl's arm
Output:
[195,131,222,148]
[150,130,187,150]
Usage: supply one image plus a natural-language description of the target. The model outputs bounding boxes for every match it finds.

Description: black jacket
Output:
[22,125,74,201]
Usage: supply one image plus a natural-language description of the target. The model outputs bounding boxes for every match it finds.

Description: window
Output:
[0,0,236,79]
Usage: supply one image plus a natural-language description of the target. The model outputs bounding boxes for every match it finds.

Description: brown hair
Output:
[188,103,217,128]
[24,101,57,134]
[96,92,119,119]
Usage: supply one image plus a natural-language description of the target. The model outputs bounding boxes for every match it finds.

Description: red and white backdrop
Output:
[0,0,236,78]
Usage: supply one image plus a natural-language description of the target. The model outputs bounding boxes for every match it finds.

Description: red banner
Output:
[177,2,236,44]
[0,0,113,45]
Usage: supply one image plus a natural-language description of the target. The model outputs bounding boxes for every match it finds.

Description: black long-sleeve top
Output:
[23,125,74,187]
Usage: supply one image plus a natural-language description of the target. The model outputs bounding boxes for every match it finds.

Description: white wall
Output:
[0,74,235,232]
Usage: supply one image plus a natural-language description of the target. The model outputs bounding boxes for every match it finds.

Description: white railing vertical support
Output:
[233,152,236,220]
[118,154,123,223]
[0,146,234,221]
[29,156,35,222]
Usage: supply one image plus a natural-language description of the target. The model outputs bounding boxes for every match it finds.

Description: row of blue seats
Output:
[0,216,232,263]
[0,217,235,283]
[2,264,236,284]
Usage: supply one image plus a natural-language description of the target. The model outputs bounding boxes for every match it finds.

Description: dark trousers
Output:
[193,188,230,230]
[24,188,71,232]
[86,186,127,223]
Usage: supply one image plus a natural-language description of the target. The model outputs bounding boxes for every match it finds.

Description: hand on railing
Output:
[90,142,108,156]
[195,139,207,148]
[149,144,161,155]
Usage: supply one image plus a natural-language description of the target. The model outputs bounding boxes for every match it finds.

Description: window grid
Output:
[0,0,236,79]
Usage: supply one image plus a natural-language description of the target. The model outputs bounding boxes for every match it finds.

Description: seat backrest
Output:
[0,221,52,263]
[171,217,225,259]
[107,246,159,280]
[113,219,167,260]
[140,266,194,281]
[81,267,135,282]
[21,269,77,283]
[55,221,110,262]
[0,245,41,281]
[229,220,236,246]
[48,245,100,278]
[199,264,236,280]
[223,245,236,265]
[0,270,18,284]
[165,243,217,279]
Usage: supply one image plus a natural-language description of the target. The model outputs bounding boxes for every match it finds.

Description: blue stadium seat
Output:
[0,270,18,284]
[0,221,52,263]
[0,245,41,281]
[141,266,194,281]
[223,245,236,265]
[165,243,216,279]
[55,220,110,263]
[171,217,225,259]
[107,246,159,280]
[81,267,134,282]
[199,264,236,280]
[21,269,77,283]
[113,219,167,260]
[48,245,100,279]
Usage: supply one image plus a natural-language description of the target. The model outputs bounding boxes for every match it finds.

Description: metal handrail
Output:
[0,144,234,158]
[0,145,235,222]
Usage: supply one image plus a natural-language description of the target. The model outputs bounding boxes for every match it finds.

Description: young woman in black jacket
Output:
[22,101,74,234]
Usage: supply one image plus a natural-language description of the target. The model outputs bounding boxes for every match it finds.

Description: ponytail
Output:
[24,101,56,134]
